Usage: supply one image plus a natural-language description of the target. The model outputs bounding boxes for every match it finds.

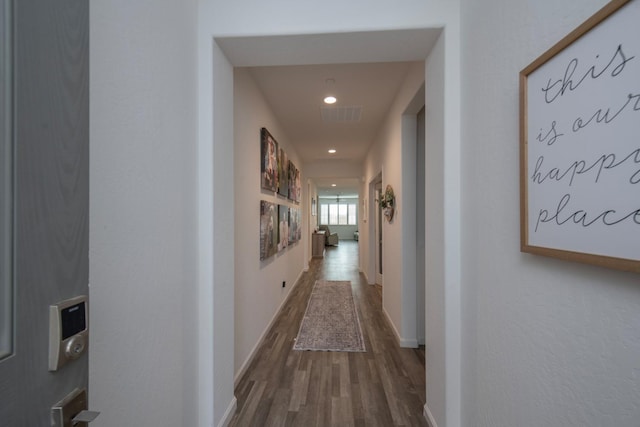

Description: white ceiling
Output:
[247,61,416,163]
[313,177,363,200]
[217,29,441,198]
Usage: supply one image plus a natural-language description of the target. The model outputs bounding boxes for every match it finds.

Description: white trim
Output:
[361,270,371,285]
[400,337,419,348]
[424,403,438,427]
[217,397,237,427]
[233,269,304,387]
[197,37,215,427]
[382,306,399,343]
[383,306,419,348]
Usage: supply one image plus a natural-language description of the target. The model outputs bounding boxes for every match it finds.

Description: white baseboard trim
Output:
[424,403,438,427]
[218,397,237,427]
[382,306,419,348]
[400,337,419,348]
[382,307,402,346]
[360,270,370,285]
[234,269,304,387]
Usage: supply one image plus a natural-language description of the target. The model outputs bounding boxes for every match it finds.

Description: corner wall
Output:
[89,0,199,425]
[460,0,640,426]
[233,68,306,379]
[362,61,425,347]
[424,32,448,427]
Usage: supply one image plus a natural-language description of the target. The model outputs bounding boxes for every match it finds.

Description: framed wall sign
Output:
[520,0,640,273]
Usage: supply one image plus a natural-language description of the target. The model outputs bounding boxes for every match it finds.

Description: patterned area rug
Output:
[293,280,366,352]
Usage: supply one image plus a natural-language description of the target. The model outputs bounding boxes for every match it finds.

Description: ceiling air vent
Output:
[320,106,362,123]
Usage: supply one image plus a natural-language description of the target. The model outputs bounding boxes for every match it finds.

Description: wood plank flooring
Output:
[229,241,427,427]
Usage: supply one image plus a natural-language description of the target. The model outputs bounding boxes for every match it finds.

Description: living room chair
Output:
[318,225,339,246]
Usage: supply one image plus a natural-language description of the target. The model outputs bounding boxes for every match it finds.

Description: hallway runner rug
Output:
[293,280,366,352]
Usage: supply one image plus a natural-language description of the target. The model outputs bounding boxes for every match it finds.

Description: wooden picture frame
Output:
[520,0,640,273]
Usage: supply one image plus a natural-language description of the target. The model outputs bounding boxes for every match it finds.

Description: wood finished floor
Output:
[229,241,427,427]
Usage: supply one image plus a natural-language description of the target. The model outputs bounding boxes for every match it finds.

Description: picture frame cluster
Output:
[259,127,302,260]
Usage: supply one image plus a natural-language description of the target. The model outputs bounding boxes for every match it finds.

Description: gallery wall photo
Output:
[278,147,289,197]
[278,204,289,252]
[259,200,278,260]
[261,127,278,192]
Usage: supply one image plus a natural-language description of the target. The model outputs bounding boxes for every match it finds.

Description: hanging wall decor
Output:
[278,146,289,197]
[260,128,278,192]
[259,200,279,260]
[278,204,289,252]
[520,0,640,273]
[379,185,395,222]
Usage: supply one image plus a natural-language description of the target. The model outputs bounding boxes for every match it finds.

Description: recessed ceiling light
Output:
[331,184,337,187]
[328,149,336,154]
[324,96,337,104]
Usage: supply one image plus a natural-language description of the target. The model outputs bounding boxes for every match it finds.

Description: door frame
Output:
[367,173,382,285]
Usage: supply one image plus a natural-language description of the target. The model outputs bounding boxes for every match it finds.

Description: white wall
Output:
[210,41,237,426]
[460,0,640,426]
[425,33,448,427]
[359,29,461,427]
[362,61,425,347]
[89,1,199,426]
[233,68,306,380]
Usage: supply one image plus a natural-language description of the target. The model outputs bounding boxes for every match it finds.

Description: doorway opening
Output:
[209,26,459,427]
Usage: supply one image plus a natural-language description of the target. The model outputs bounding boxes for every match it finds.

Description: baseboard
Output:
[400,337,419,348]
[424,403,438,427]
[234,270,304,387]
[218,397,237,427]
[361,270,370,284]
[382,306,419,348]
[382,306,401,345]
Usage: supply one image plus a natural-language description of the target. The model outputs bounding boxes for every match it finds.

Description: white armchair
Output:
[318,225,339,246]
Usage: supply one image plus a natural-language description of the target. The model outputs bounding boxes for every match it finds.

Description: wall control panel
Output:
[49,295,89,371]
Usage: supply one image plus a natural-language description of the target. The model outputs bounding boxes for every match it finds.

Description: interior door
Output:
[0,0,90,425]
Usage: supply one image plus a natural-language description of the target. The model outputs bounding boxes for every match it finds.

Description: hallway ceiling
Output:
[247,61,415,164]
[217,29,441,198]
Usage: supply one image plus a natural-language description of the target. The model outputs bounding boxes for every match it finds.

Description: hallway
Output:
[230,241,427,426]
